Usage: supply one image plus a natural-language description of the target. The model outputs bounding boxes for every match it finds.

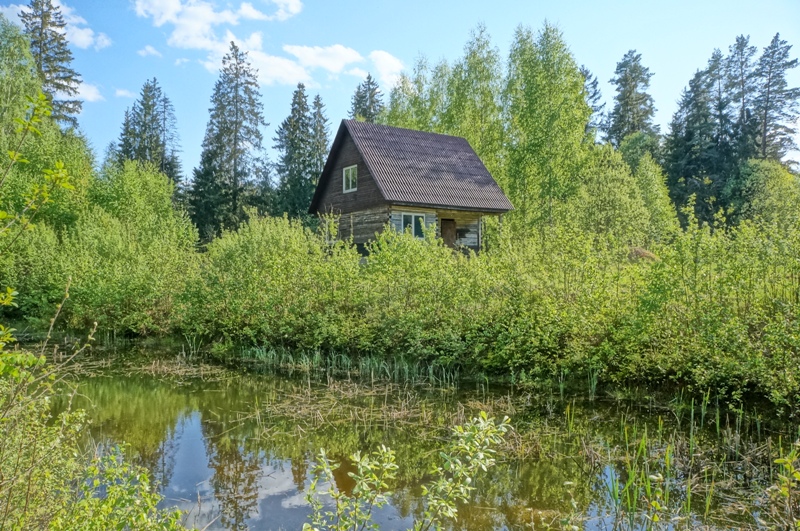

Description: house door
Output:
[441,219,456,248]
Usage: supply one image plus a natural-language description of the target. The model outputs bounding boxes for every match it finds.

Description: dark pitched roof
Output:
[309,120,513,213]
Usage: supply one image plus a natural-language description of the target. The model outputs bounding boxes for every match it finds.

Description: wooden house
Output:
[309,120,513,251]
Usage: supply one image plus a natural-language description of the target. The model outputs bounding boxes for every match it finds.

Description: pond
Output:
[54,349,799,530]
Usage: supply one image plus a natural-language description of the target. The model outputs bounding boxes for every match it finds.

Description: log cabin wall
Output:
[388,206,482,250]
[338,206,391,244]
[315,135,385,216]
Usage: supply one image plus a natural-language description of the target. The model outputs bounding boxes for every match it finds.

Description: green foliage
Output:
[754,33,800,159]
[0,15,40,146]
[413,412,510,531]
[0,96,185,531]
[303,412,509,531]
[179,214,358,347]
[504,23,591,230]
[665,33,799,225]
[304,446,399,531]
[49,450,183,531]
[724,158,800,227]
[630,153,680,244]
[6,160,197,334]
[570,144,649,245]
[765,440,800,529]
[0,362,185,530]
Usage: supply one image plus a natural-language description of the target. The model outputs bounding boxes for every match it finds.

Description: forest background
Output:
[1,1,800,409]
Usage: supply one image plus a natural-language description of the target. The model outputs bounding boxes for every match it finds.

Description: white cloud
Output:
[249,50,311,85]
[138,45,162,57]
[345,67,368,79]
[94,33,112,50]
[237,2,268,21]
[115,88,136,98]
[133,0,308,86]
[174,58,190,66]
[0,4,23,25]
[77,83,104,102]
[4,1,111,50]
[283,44,362,74]
[268,0,302,21]
[369,50,404,88]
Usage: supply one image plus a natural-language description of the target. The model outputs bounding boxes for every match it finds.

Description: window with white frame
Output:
[402,213,426,238]
[343,165,357,193]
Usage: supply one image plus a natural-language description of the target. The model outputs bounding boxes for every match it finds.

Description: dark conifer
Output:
[310,94,330,182]
[20,0,82,127]
[274,83,315,217]
[606,50,658,146]
[726,35,760,162]
[754,33,800,159]
[116,78,182,184]
[189,42,266,238]
[580,65,605,138]
[349,73,384,123]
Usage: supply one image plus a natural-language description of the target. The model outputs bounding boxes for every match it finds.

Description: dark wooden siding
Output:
[338,206,391,244]
[314,135,386,215]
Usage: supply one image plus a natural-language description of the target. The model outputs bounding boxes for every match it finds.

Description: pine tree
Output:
[349,73,384,123]
[274,83,315,218]
[189,42,266,238]
[606,50,658,146]
[116,78,182,184]
[754,33,800,160]
[20,0,82,127]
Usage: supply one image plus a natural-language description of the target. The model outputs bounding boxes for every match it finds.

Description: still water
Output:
[54,353,795,530]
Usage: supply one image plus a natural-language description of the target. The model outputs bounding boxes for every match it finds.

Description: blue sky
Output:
[1,0,799,174]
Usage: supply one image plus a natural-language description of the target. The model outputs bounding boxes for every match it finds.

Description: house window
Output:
[343,165,357,193]
[402,213,426,238]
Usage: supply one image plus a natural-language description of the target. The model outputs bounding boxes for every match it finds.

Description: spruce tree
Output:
[310,94,330,181]
[189,42,266,238]
[706,49,735,175]
[726,35,760,162]
[20,0,82,127]
[606,50,658,146]
[664,69,717,222]
[349,73,384,123]
[754,33,800,160]
[116,78,182,184]
[274,83,315,217]
[580,65,605,138]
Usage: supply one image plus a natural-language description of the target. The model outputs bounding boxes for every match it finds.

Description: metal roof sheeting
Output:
[343,120,513,212]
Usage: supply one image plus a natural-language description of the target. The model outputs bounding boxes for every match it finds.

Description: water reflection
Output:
[52,363,793,530]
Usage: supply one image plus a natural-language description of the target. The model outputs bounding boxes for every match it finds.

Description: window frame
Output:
[401,212,427,238]
[342,165,357,193]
